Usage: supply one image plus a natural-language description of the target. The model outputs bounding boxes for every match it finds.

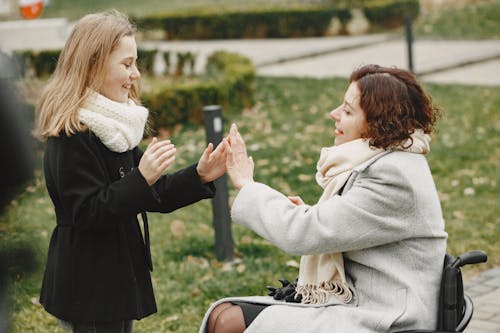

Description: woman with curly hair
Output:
[200,64,447,333]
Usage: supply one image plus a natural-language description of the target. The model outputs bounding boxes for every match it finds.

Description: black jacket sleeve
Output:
[45,133,158,232]
[132,147,216,213]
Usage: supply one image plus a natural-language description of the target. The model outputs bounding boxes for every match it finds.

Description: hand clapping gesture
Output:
[197,141,228,184]
[224,123,255,190]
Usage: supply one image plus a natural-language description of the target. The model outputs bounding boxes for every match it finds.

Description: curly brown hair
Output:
[350,64,441,149]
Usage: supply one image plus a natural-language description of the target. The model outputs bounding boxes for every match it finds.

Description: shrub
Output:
[134,6,351,40]
[364,0,420,28]
[13,50,60,77]
[141,51,255,130]
[133,0,419,40]
[137,49,157,75]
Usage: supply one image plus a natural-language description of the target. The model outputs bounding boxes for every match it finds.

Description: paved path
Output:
[464,268,500,333]
[141,33,500,86]
[2,19,499,86]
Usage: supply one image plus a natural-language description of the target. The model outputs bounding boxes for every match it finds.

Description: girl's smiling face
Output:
[329,81,368,146]
[100,35,140,103]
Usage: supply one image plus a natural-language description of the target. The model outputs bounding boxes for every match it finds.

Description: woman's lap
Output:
[231,302,269,328]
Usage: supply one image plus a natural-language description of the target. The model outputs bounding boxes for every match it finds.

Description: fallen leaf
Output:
[463,188,475,196]
[472,177,488,185]
[221,262,233,271]
[298,174,312,182]
[240,235,253,244]
[165,314,179,322]
[187,255,209,269]
[257,159,269,166]
[438,191,450,201]
[170,220,185,237]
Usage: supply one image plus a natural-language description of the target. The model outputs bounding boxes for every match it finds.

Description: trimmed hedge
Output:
[13,50,60,77]
[142,51,254,130]
[137,49,157,75]
[134,7,350,40]
[13,49,198,78]
[133,0,419,40]
[363,0,420,28]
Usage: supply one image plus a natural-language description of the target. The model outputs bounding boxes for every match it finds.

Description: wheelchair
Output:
[397,250,488,333]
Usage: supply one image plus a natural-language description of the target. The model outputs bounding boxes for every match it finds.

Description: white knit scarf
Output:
[295,130,431,304]
[79,90,149,153]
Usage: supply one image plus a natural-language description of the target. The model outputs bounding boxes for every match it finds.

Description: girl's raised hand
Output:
[197,141,228,184]
[138,137,176,186]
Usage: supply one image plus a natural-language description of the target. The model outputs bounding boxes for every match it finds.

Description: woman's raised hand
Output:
[197,141,228,184]
[224,123,254,190]
[139,137,176,186]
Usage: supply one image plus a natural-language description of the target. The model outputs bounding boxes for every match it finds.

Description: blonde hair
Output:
[35,9,138,140]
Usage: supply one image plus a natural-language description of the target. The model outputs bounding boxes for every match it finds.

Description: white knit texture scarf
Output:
[296,130,430,304]
[79,90,149,153]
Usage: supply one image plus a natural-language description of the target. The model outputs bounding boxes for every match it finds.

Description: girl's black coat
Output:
[39,131,215,322]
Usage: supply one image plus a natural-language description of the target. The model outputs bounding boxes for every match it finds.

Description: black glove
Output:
[266,278,302,303]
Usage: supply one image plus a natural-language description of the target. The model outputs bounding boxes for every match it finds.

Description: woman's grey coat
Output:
[199,151,447,332]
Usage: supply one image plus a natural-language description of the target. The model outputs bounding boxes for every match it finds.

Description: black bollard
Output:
[405,14,414,73]
[202,105,234,261]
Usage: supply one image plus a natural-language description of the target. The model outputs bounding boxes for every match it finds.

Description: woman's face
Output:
[329,81,367,146]
[100,35,140,103]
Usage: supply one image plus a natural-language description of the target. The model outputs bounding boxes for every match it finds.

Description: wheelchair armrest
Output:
[452,250,487,268]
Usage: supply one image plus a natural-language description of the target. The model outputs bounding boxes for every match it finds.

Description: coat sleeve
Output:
[231,161,426,255]
[132,147,216,213]
[147,164,215,213]
[45,133,159,231]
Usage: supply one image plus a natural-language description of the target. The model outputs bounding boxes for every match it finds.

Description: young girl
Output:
[202,64,448,333]
[35,10,226,333]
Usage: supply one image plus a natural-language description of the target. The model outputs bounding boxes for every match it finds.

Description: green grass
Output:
[414,0,500,39]
[40,0,331,20]
[2,76,499,332]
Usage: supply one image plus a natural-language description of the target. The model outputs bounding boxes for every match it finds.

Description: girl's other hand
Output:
[139,137,176,186]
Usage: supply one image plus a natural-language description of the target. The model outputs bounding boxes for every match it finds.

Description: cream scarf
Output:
[295,131,431,304]
[79,90,149,153]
